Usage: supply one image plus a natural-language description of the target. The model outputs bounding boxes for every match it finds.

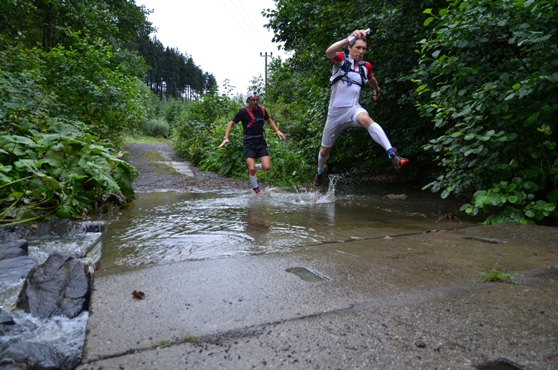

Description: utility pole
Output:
[260,52,272,93]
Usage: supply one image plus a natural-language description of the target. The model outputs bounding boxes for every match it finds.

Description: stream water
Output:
[97,175,480,276]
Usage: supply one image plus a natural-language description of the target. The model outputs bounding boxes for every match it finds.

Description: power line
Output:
[232,0,274,51]
[220,0,266,51]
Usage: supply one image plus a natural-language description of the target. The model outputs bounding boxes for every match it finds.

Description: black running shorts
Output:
[243,136,269,159]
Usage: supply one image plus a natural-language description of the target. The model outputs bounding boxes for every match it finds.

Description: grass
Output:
[153,335,198,349]
[178,335,198,344]
[479,264,515,282]
[151,162,177,175]
[155,340,171,348]
[125,135,170,145]
[141,149,165,161]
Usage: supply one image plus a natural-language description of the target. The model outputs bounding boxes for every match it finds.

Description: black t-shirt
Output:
[233,106,269,137]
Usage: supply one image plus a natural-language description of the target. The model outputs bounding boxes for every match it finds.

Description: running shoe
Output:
[389,148,409,169]
[253,187,262,195]
[314,165,328,186]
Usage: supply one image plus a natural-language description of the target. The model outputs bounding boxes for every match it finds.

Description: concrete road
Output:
[77,224,558,370]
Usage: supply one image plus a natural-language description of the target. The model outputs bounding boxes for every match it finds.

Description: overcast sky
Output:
[138,0,289,97]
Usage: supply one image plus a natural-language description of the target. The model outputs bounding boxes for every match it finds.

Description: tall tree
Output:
[135,36,211,100]
[0,0,153,50]
[0,0,154,223]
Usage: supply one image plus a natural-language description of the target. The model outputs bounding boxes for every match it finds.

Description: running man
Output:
[315,29,408,186]
[219,91,286,194]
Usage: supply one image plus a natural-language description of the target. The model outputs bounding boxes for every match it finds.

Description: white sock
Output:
[249,174,258,189]
[318,153,329,174]
[367,122,392,152]
[255,163,262,170]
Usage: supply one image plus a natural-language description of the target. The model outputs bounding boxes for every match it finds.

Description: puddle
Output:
[96,180,480,275]
[286,267,329,282]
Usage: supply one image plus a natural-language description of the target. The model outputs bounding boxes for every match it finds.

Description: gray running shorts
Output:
[321,105,367,148]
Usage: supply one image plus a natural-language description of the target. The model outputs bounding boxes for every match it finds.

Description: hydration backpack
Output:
[244,106,266,128]
[329,53,368,87]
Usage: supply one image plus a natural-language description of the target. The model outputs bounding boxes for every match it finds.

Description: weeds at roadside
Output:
[178,335,198,344]
[153,336,198,349]
[125,135,169,145]
[479,263,515,282]
[155,340,171,348]
[141,149,165,161]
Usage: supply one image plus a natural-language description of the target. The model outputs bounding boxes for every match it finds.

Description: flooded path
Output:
[97,176,477,276]
[6,143,558,370]
[77,151,558,370]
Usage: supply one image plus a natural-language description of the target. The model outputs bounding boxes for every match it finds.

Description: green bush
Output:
[141,118,170,138]
[416,0,558,224]
[0,41,138,225]
[172,91,316,187]
[38,30,149,148]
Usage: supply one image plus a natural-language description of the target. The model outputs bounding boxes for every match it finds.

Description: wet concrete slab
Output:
[152,161,194,177]
[78,224,558,369]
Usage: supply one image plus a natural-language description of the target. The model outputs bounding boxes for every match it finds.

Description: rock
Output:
[0,308,15,336]
[0,223,53,244]
[0,341,68,370]
[57,220,105,235]
[16,252,90,319]
[0,256,37,285]
[0,240,28,260]
[78,221,105,233]
[0,309,14,326]
[384,194,408,200]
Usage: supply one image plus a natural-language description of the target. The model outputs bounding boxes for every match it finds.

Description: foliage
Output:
[173,90,240,167]
[265,56,329,172]
[0,51,138,224]
[416,0,558,224]
[140,118,170,138]
[171,90,314,187]
[263,0,442,177]
[36,31,149,147]
[479,264,515,282]
[0,0,153,51]
[0,0,155,224]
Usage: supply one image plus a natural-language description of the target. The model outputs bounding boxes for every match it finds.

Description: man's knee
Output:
[356,112,374,128]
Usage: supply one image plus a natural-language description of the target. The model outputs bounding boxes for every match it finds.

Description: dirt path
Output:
[124,142,247,193]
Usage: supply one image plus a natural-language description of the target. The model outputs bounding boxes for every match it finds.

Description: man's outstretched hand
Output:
[218,138,229,148]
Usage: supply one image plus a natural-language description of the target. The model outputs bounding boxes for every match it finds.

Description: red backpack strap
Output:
[260,106,266,118]
[245,106,255,127]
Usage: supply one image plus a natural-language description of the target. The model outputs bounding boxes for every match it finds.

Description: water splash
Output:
[263,174,339,205]
[0,309,88,369]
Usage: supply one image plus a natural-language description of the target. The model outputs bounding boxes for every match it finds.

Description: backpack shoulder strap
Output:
[244,106,255,127]
[358,60,369,86]
[329,53,350,86]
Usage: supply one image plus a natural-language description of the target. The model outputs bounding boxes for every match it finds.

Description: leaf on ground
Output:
[132,290,145,299]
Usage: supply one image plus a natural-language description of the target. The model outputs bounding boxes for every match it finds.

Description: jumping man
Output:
[315,29,409,186]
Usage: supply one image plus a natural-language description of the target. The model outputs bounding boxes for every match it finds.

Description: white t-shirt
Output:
[328,52,373,109]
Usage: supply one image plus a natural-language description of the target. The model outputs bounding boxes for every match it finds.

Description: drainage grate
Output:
[474,358,525,370]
